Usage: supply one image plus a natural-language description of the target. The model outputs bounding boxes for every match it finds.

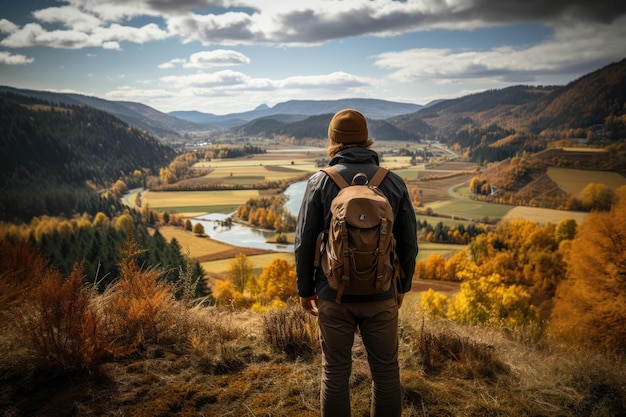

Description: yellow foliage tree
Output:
[446,265,536,327]
[578,183,614,211]
[549,198,626,352]
[420,288,449,319]
[227,253,254,294]
[257,258,297,304]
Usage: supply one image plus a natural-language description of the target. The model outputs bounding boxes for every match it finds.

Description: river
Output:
[193,180,307,252]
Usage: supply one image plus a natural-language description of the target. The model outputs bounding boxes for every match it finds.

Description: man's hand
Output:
[396,292,405,308]
[300,295,319,316]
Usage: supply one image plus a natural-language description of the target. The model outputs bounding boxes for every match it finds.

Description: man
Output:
[295,108,418,417]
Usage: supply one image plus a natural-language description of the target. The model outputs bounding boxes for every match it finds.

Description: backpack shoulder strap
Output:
[321,167,350,189]
[369,167,389,187]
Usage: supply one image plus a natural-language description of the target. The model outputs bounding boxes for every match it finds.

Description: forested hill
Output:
[233,112,424,142]
[396,58,626,140]
[0,93,176,221]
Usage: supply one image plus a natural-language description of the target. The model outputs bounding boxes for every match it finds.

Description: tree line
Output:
[0,210,207,295]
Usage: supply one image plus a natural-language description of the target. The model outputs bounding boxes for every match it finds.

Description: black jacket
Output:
[295,147,418,302]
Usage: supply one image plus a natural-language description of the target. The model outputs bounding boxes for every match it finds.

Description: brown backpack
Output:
[314,166,399,303]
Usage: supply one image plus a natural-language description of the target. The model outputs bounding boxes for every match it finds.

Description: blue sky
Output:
[1,0,625,115]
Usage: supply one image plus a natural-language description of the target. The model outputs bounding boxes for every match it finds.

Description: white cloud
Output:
[160,70,259,89]
[0,23,102,49]
[185,50,251,68]
[32,6,102,31]
[0,19,170,50]
[93,23,170,43]
[0,51,35,65]
[159,58,186,69]
[105,85,176,100]
[159,69,375,91]
[373,16,626,85]
[0,18,19,34]
[167,12,261,46]
[277,72,375,89]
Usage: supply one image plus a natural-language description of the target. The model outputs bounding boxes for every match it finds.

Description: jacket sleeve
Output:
[294,173,325,298]
[390,177,418,293]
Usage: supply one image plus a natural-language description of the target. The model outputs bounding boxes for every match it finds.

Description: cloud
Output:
[167,12,262,45]
[161,0,626,46]
[0,23,103,49]
[0,51,35,65]
[373,15,626,85]
[65,0,222,20]
[159,69,375,91]
[93,23,170,43]
[184,50,251,68]
[0,18,170,50]
[4,0,626,50]
[159,58,186,69]
[104,85,176,100]
[160,50,251,69]
[0,18,18,34]
[32,6,102,31]
[160,70,261,89]
[277,72,375,89]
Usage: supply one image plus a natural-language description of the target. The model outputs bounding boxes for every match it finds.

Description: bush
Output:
[262,304,319,361]
[412,320,510,380]
[22,262,112,371]
[99,238,175,351]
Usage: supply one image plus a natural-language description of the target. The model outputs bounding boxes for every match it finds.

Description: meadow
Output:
[547,166,626,194]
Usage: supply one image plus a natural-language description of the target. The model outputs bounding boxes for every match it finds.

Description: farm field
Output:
[142,189,259,215]
[417,242,466,261]
[424,198,515,221]
[502,206,588,224]
[547,167,626,194]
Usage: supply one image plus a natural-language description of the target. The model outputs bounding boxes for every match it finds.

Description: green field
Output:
[425,199,515,221]
[417,214,476,228]
[547,167,626,194]
[417,242,466,261]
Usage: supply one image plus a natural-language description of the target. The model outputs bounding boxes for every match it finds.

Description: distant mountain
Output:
[398,58,626,139]
[232,113,422,142]
[0,85,199,141]
[170,98,423,125]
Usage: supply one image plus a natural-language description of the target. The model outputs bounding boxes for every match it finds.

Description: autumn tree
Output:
[228,253,255,294]
[256,258,297,305]
[192,222,205,235]
[578,183,614,211]
[548,198,626,352]
[554,218,577,243]
[422,264,536,327]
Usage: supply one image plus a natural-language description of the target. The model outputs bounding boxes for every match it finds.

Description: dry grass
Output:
[1,241,625,416]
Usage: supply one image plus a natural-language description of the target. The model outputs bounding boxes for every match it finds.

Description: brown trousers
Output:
[317,297,401,417]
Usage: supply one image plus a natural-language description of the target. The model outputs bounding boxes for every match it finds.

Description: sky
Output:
[1,1,625,116]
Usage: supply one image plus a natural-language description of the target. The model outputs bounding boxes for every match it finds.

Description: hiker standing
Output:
[295,108,418,417]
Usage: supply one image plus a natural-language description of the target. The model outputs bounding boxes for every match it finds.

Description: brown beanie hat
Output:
[328,109,368,144]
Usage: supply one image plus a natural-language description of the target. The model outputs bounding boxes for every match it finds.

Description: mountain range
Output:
[1,57,625,144]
